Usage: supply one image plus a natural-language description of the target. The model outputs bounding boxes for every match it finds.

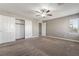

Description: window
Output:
[69,18,79,33]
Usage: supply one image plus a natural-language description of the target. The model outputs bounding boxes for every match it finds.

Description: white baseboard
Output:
[25,36,39,39]
[47,36,79,43]
[31,36,39,38]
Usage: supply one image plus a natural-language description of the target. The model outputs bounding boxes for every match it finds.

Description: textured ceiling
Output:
[0,3,79,20]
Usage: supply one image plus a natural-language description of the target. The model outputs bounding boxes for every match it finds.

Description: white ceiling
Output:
[0,3,79,20]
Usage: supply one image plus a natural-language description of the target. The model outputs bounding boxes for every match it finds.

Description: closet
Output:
[0,15,15,44]
[15,19,25,40]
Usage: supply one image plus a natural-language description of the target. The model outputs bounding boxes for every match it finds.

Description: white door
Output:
[42,23,46,36]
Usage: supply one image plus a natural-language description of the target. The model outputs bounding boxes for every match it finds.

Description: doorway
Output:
[39,22,46,36]
[39,23,42,36]
[15,19,25,40]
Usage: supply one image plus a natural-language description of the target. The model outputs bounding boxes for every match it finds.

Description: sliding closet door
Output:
[0,15,15,44]
[15,20,25,40]
[0,15,3,43]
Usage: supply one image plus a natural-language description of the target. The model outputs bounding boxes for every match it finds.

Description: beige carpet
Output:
[0,37,79,56]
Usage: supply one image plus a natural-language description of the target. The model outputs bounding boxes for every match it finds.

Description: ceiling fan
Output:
[33,3,64,18]
[33,8,52,18]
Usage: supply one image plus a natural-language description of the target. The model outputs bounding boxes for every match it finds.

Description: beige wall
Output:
[32,20,39,37]
[46,13,79,40]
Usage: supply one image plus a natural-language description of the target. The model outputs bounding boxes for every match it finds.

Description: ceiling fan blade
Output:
[46,10,50,13]
[47,14,52,16]
[40,9,45,13]
[32,10,41,13]
[35,11,40,13]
